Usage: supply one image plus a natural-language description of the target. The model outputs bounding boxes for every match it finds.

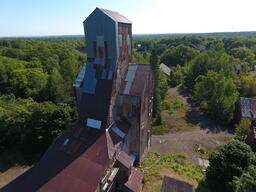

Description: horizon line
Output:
[1,30,256,38]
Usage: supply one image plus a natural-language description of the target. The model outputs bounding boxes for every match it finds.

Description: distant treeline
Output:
[134,31,256,39]
[133,35,256,128]
[3,31,256,40]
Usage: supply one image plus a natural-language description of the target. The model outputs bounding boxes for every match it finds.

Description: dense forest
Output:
[133,35,256,192]
[1,35,256,191]
[0,38,87,155]
[134,36,256,126]
[2,35,256,153]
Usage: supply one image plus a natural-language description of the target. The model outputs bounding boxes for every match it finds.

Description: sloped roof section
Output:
[97,7,132,24]
[116,151,135,169]
[1,121,115,192]
[120,64,152,97]
[159,63,171,76]
[124,167,143,192]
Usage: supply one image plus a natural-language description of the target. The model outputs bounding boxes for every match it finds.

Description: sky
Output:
[1,0,256,37]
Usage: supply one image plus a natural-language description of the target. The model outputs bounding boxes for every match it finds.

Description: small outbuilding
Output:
[159,63,171,76]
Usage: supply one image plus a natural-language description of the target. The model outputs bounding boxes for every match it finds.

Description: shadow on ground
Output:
[195,180,211,192]
[0,148,40,173]
[177,88,234,134]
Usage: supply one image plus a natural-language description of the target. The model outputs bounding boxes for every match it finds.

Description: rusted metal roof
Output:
[1,121,116,192]
[116,151,135,169]
[98,8,132,24]
[240,97,256,119]
[124,167,143,192]
[108,121,130,146]
[161,176,193,192]
[120,64,152,97]
[79,78,113,129]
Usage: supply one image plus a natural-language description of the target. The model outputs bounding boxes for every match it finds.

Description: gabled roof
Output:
[159,63,171,76]
[97,7,132,24]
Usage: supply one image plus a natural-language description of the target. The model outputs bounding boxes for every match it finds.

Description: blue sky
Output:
[1,0,256,37]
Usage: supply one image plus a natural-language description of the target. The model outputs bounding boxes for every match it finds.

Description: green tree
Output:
[160,44,199,67]
[206,140,254,192]
[235,118,252,141]
[132,50,150,64]
[238,75,256,97]
[45,68,71,103]
[229,47,255,61]
[231,165,256,192]
[0,95,73,153]
[10,68,48,100]
[150,49,160,118]
[186,51,235,89]
[194,71,238,124]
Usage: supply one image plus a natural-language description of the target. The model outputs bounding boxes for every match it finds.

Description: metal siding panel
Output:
[83,63,97,94]
[73,64,86,87]
[123,64,138,94]
[112,127,126,138]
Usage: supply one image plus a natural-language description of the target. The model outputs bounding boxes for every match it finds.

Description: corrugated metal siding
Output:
[117,64,153,162]
[240,97,256,118]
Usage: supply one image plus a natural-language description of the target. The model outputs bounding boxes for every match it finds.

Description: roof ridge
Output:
[105,130,115,159]
[97,7,132,24]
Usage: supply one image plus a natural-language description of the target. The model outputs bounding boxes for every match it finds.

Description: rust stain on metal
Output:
[124,167,143,192]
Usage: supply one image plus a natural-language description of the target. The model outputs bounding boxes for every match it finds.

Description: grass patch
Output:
[140,152,205,191]
[152,90,195,135]
[141,152,204,182]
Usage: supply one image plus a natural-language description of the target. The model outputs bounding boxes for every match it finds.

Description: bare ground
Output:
[0,149,37,188]
[0,166,31,188]
[151,88,234,164]
[142,88,234,192]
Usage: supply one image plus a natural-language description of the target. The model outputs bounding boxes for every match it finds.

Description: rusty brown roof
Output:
[124,167,143,192]
[1,121,117,192]
[161,176,193,192]
[120,64,152,97]
[116,151,134,169]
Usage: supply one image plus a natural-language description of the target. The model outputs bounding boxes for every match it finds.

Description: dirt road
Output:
[150,88,233,164]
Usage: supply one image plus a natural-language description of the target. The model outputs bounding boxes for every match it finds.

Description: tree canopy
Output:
[205,140,254,192]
